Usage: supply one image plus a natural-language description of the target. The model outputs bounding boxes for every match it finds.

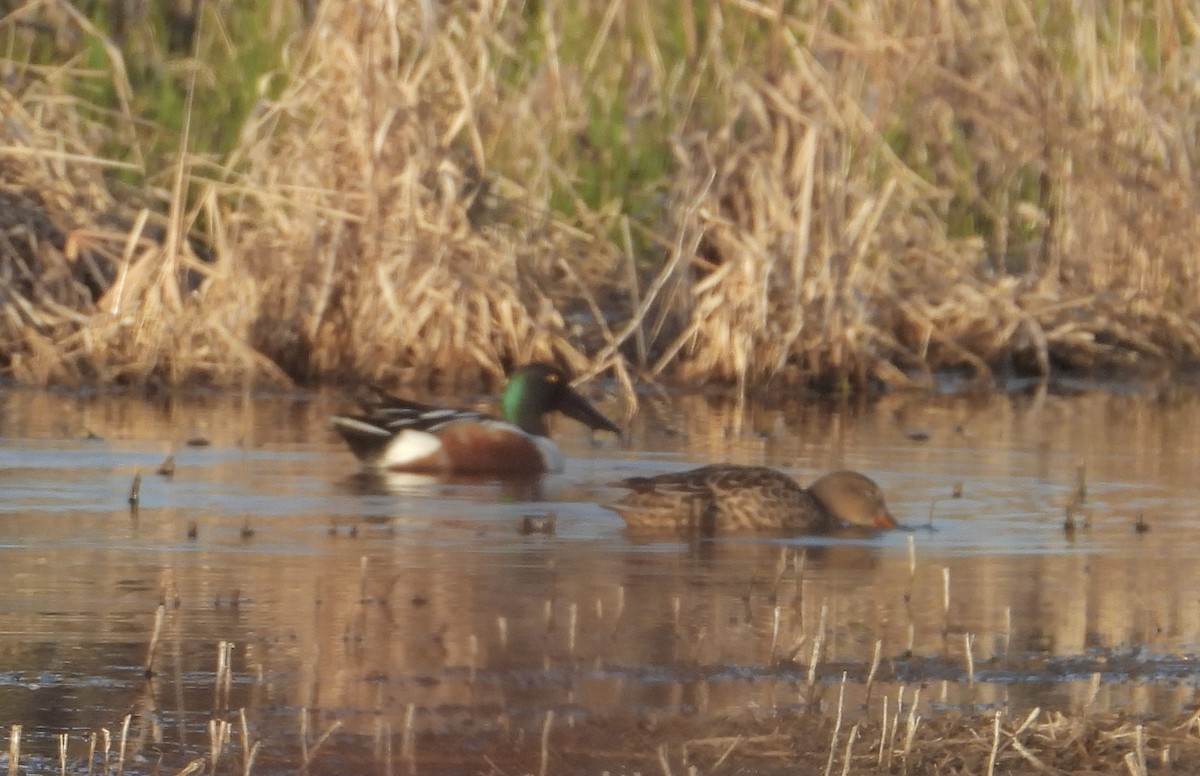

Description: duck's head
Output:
[501,363,621,438]
[809,470,898,530]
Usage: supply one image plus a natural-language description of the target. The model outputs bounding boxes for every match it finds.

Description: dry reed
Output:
[2,1,1200,393]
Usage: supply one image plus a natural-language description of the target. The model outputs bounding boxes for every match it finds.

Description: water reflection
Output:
[0,385,1199,770]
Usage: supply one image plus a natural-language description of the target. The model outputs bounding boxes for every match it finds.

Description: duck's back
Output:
[611,464,835,535]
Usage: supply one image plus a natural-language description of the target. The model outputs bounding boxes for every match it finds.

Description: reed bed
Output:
[15,703,1200,774]
[1,1,1200,391]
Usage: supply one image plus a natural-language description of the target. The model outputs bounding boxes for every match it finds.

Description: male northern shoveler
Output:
[606,464,898,535]
[331,363,620,475]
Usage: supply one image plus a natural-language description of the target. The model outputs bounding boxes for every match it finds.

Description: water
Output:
[1,383,1199,772]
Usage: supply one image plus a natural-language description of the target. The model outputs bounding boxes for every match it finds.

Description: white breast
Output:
[531,435,565,473]
[380,429,444,469]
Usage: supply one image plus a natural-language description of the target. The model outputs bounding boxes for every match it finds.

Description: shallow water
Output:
[2,382,1200,772]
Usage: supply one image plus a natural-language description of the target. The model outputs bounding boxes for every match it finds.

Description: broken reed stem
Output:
[942,567,950,616]
[793,550,808,613]
[7,724,19,776]
[300,708,309,765]
[215,640,233,711]
[823,673,848,776]
[58,733,66,776]
[1133,724,1148,776]
[964,632,976,685]
[865,639,883,702]
[877,695,889,768]
[807,602,829,692]
[568,602,578,656]
[840,723,860,776]
[497,615,508,649]
[709,736,742,772]
[239,708,259,776]
[1014,707,1040,736]
[1179,704,1200,735]
[128,468,141,513]
[539,710,555,776]
[86,732,96,776]
[903,687,922,768]
[401,703,416,772]
[101,728,111,775]
[209,719,230,773]
[769,605,782,664]
[244,741,260,776]
[308,720,343,771]
[1004,606,1012,657]
[381,718,393,776]
[144,604,165,676]
[986,710,1002,776]
[176,759,205,775]
[117,714,130,776]
[656,743,673,776]
[887,687,905,771]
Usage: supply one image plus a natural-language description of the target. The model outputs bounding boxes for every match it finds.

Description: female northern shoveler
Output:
[606,465,898,535]
[331,363,620,475]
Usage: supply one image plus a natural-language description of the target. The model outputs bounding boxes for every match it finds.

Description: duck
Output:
[605,464,897,535]
[331,363,620,475]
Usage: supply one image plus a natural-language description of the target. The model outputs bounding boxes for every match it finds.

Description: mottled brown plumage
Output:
[607,465,897,535]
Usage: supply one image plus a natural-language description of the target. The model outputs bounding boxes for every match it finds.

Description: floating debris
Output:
[128,468,141,508]
[1135,513,1150,534]
[1074,462,1088,504]
[185,436,211,447]
[904,428,932,442]
[518,512,557,535]
[156,454,175,478]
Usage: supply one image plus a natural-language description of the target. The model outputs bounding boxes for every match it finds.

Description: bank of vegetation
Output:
[1,0,1199,396]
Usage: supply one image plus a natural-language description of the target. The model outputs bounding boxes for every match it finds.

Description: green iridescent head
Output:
[500,363,620,438]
